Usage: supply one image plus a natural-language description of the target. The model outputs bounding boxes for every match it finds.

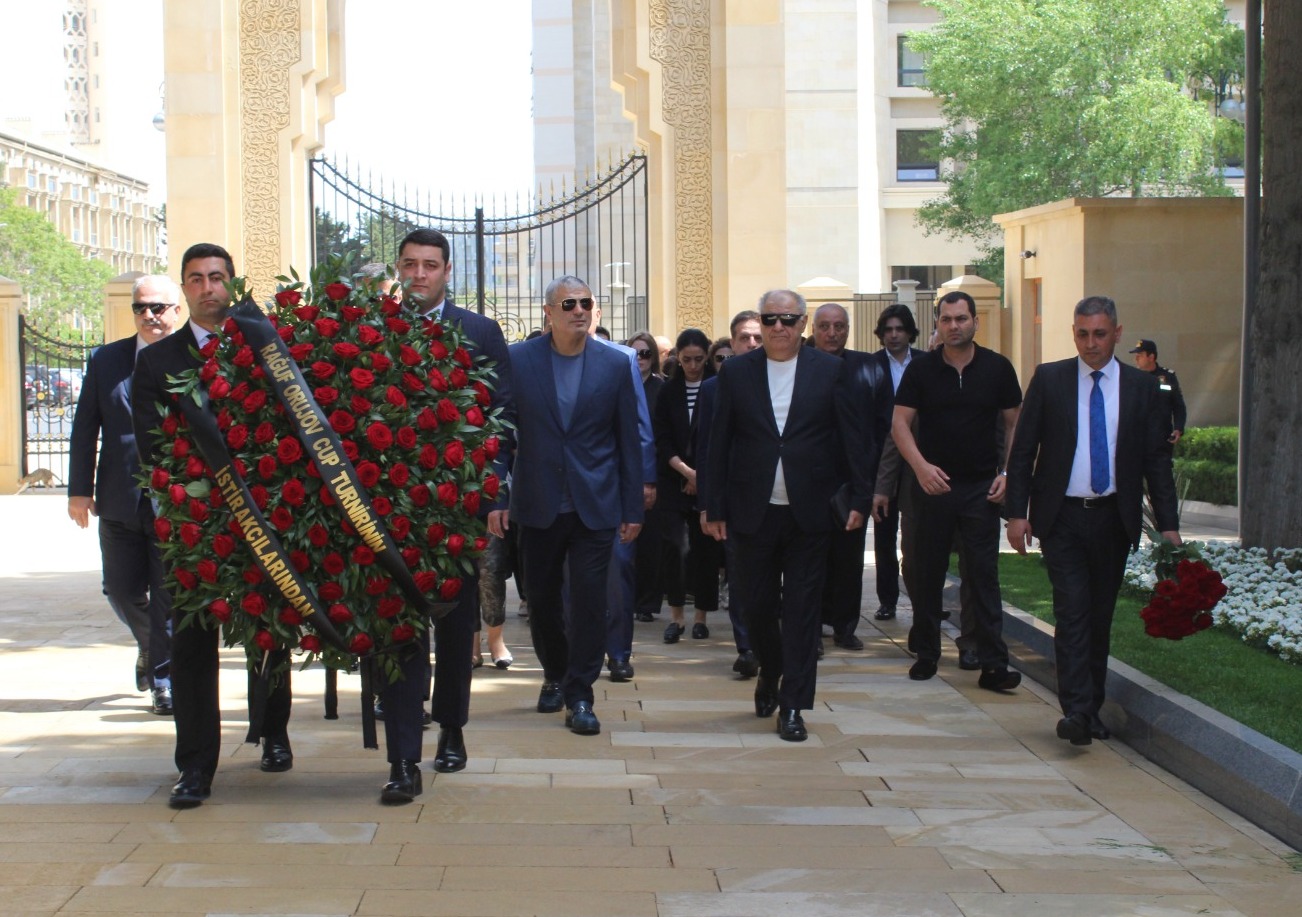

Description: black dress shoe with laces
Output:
[1056,712,1092,746]
[537,681,564,713]
[732,651,759,679]
[608,657,634,682]
[777,708,808,742]
[381,760,423,803]
[958,649,981,671]
[874,605,896,621]
[565,701,601,735]
[754,675,779,718]
[833,633,864,651]
[169,768,212,809]
[433,726,467,773]
[135,652,150,692]
[151,685,173,716]
[260,741,294,773]
[977,668,1022,692]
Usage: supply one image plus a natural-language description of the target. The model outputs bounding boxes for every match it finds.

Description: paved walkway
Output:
[0,495,1296,916]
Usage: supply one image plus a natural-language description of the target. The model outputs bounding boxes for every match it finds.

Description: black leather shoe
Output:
[754,676,779,718]
[777,708,807,742]
[691,622,709,639]
[135,652,150,692]
[1056,712,1093,746]
[664,622,685,644]
[833,633,864,651]
[635,611,654,622]
[537,681,564,713]
[169,768,211,808]
[978,668,1022,692]
[874,605,896,621]
[433,726,467,773]
[565,701,601,735]
[732,651,759,679]
[608,657,634,682]
[260,741,294,773]
[958,649,981,671]
[909,659,937,680]
[151,685,173,716]
[381,760,423,803]
[1089,714,1111,741]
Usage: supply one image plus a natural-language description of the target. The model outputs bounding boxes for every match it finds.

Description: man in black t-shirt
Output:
[892,291,1023,690]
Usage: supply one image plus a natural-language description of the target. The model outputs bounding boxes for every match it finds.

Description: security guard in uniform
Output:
[1129,339,1186,450]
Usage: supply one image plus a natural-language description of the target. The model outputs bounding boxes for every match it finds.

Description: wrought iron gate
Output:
[18,314,100,486]
[309,153,649,342]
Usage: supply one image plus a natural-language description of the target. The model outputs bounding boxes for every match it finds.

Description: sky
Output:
[0,0,535,204]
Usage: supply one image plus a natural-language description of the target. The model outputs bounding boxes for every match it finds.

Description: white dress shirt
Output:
[1066,356,1120,498]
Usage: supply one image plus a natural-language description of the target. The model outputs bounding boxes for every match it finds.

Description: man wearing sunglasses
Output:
[703,290,874,741]
[489,276,644,737]
[69,275,180,718]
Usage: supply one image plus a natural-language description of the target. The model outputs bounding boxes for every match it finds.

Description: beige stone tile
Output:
[112,821,378,845]
[377,822,631,846]
[715,866,998,893]
[655,773,882,791]
[0,885,77,912]
[611,732,745,748]
[420,786,633,806]
[357,889,658,916]
[440,865,718,892]
[494,758,627,774]
[632,788,869,808]
[148,862,443,890]
[948,892,1247,916]
[0,785,159,804]
[656,891,964,916]
[396,844,670,868]
[939,844,1178,871]
[0,863,157,887]
[867,790,1103,812]
[124,843,401,866]
[416,803,664,825]
[673,845,946,869]
[628,759,844,776]
[552,774,662,789]
[426,773,551,788]
[988,869,1210,894]
[58,885,363,913]
[839,762,959,778]
[0,843,128,864]
[634,824,893,848]
[665,804,919,827]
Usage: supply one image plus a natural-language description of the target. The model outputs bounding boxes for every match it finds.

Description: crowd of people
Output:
[66,226,1184,807]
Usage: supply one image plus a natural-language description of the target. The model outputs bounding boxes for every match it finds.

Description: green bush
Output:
[1174,426,1238,505]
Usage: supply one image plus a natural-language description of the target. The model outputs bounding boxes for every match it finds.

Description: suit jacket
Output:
[507,333,645,531]
[69,336,150,522]
[132,321,207,469]
[1005,357,1178,548]
[653,373,705,513]
[838,348,892,484]
[705,347,874,535]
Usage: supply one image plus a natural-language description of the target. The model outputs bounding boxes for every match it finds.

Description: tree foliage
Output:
[911,0,1242,247]
[0,187,113,340]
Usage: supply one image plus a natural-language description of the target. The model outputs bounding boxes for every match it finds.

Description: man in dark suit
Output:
[1006,295,1180,746]
[133,243,295,808]
[488,275,644,737]
[69,275,180,715]
[369,229,515,802]
[810,303,890,651]
[704,290,874,741]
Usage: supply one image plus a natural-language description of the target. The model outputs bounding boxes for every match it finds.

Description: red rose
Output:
[447,533,466,557]
[444,441,466,468]
[188,499,210,522]
[382,385,407,409]
[325,282,351,301]
[154,517,172,541]
[389,515,411,540]
[399,345,421,366]
[391,623,416,642]
[466,406,486,428]
[242,390,268,413]
[341,305,366,321]
[212,534,236,558]
[175,569,198,589]
[179,522,202,548]
[408,484,431,507]
[366,576,392,596]
[162,414,179,435]
[243,565,262,584]
[401,372,424,393]
[372,496,392,516]
[396,426,417,450]
[366,422,394,451]
[430,341,449,360]
[462,491,481,515]
[384,316,411,334]
[232,345,256,368]
[357,461,381,487]
[289,342,313,361]
[474,536,488,552]
[258,455,278,479]
[402,546,422,567]
[449,367,469,389]
[389,463,410,486]
[312,360,337,379]
[453,346,472,368]
[333,341,361,361]
[329,410,356,434]
[470,448,487,472]
[270,506,293,531]
[482,474,500,499]
[328,603,353,623]
[209,599,232,622]
[417,408,439,431]
[167,483,187,506]
[436,398,461,423]
[319,582,343,601]
[293,304,321,322]
[314,386,339,406]
[350,394,373,414]
[322,552,345,576]
[308,524,329,547]
[341,440,359,462]
[281,479,306,506]
[437,482,459,507]
[370,352,392,373]
[357,324,384,346]
[349,367,376,389]
[185,455,206,478]
[427,368,449,392]
[377,596,405,619]
[300,634,322,653]
[253,422,276,445]
[349,633,374,654]
[230,382,250,402]
[200,359,219,382]
[352,545,376,565]
[276,325,293,343]
[426,523,446,545]
[279,605,304,625]
[209,487,224,508]
[440,578,463,601]
[414,570,438,592]
[151,467,170,490]
[208,376,232,400]
[196,559,218,583]
[249,485,269,509]
[254,630,276,652]
[172,438,190,459]
[241,593,267,617]
[289,551,310,573]
[233,458,247,478]
[275,289,302,308]
[484,436,501,459]
[474,382,491,406]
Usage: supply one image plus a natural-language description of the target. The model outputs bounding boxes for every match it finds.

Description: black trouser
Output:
[664,508,720,611]
[733,505,830,711]
[1039,500,1130,718]
[872,496,902,609]
[906,478,1008,668]
[822,523,867,637]
[633,504,664,616]
[100,501,172,682]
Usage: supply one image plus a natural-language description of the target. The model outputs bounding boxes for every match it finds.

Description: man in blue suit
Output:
[378,229,515,803]
[488,275,644,736]
[69,275,180,716]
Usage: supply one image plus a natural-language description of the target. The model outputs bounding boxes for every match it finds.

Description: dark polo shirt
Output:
[894,343,1022,483]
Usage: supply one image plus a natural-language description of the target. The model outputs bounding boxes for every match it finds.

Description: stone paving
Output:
[0,495,1298,916]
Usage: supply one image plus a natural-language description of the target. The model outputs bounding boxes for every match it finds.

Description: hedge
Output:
[1174,426,1238,506]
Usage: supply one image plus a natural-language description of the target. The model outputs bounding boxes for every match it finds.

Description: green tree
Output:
[0,187,113,340]
[313,207,367,275]
[910,0,1242,249]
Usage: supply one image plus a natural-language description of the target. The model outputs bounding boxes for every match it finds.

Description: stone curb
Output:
[1001,603,1302,850]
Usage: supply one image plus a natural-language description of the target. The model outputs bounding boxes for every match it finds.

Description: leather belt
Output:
[1062,494,1117,509]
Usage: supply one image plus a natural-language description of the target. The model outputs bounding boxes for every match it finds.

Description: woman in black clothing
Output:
[654,328,721,643]
[627,331,667,623]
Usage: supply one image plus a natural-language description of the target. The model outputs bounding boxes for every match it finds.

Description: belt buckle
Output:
[1082,495,1105,509]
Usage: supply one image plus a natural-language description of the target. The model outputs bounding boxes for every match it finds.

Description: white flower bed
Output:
[1124,540,1302,663]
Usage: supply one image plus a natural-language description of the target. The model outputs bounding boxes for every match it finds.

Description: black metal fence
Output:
[850,293,937,352]
[18,314,100,486]
[310,153,650,342]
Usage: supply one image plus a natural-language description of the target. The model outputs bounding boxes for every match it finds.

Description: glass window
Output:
[898,34,928,88]
[896,129,940,182]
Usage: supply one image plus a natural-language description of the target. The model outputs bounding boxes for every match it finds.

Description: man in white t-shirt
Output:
[703,290,874,741]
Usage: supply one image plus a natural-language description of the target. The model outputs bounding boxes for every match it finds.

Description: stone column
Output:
[0,276,24,493]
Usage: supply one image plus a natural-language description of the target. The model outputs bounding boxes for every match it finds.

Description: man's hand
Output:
[643,483,657,511]
[68,496,96,529]
[1169,430,1183,445]
[987,474,1007,504]
[1161,529,1182,547]
[913,462,951,495]
[845,509,865,532]
[702,515,727,542]
[487,509,509,538]
[1007,518,1033,554]
[872,494,891,522]
[619,522,643,544]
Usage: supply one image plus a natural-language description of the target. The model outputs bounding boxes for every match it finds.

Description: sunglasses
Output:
[635,348,654,360]
[760,313,802,327]
[553,297,595,312]
[713,354,729,364]
[131,302,174,316]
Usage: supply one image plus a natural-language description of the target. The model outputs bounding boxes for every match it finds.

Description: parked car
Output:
[24,367,51,410]
[50,367,84,405]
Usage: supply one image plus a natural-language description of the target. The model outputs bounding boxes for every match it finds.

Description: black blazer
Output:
[68,336,149,522]
[132,322,207,469]
[839,348,892,478]
[653,373,703,512]
[1005,357,1178,548]
[705,347,873,535]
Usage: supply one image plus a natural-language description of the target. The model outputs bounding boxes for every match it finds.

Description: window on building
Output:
[891,265,962,291]
[896,129,941,181]
[897,34,928,88]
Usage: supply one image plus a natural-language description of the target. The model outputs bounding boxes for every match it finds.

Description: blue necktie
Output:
[1089,370,1109,494]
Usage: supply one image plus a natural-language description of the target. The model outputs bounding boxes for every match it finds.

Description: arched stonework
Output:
[239,0,301,298]
[649,0,714,331]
